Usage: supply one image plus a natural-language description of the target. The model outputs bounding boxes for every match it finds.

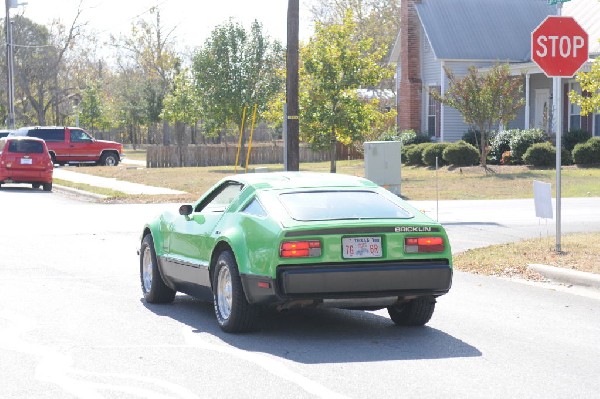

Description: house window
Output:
[569,82,581,131]
[595,113,600,137]
[428,86,441,137]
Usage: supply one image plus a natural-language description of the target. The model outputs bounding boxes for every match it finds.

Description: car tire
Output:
[50,153,57,165]
[212,250,259,333]
[388,297,436,326]
[140,234,176,303]
[42,182,52,192]
[100,152,119,166]
[32,183,41,189]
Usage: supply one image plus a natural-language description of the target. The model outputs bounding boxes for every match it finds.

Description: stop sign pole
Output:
[531,7,589,252]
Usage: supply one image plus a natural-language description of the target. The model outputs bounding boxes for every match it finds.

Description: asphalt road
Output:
[1,187,599,398]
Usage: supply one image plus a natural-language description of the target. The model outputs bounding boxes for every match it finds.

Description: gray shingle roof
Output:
[416,0,556,61]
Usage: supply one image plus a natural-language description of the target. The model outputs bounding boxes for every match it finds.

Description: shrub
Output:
[400,130,432,146]
[378,129,401,142]
[563,129,591,151]
[488,130,513,164]
[402,143,430,166]
[508,129,548,164]
[442,140,480,166]
[523,142,555,167]
[572,137,600,165]
[561,147,573,166]
[461,129,480,148]
[422,143,451,167]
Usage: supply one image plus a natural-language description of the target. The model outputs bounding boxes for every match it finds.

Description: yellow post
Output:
[234,105,247,173]
[245,104,259,173]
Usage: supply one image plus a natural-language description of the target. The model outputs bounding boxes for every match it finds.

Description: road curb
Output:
[528,263,600,290]
[53,184,108,201]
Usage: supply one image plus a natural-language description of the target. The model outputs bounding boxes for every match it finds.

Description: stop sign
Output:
[532,16,588,77]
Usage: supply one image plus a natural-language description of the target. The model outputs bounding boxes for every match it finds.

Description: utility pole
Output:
[5,0,16,129]
[285,0,299,171]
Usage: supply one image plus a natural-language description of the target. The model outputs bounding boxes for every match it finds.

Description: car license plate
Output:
[20,158,32,165]
[342,236,382,259]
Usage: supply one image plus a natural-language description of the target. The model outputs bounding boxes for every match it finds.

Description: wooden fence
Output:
[146,143,363,168]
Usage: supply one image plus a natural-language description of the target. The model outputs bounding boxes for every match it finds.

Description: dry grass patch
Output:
[68,161,600,203]
[454,232,600,279]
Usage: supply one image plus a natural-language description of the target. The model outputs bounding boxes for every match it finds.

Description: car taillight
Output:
[404,237,444,253]
[280,240,321,258]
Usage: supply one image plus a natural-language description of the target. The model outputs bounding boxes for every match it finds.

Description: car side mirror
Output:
[179,204,193,216]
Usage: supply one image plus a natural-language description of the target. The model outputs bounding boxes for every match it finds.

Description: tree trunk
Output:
[479,126,487,167]
[329,128,337,173]
[162,120,171,145]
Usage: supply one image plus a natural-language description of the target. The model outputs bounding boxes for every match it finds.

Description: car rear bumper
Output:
[242,260,452,306]
[0,169,53,183]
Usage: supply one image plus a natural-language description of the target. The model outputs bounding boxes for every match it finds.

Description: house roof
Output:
[416,0,555,62]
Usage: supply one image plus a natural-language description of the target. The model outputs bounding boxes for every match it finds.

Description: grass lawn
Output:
[58,151,600,279]
[454,233,600,279]
[73,156,600,203]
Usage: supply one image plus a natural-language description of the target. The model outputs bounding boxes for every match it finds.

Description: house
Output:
[389,0,600,142]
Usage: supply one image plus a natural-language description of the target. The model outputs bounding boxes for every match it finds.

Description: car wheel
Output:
[32,183,41,189]
[50,153,57,165]
[140,234,176,303]
[212,250,259,333]
[42,182,52,192]
[388,297,436,326]
[100,152,119,166]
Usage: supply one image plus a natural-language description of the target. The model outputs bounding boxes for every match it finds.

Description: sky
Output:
[16,0,313,50]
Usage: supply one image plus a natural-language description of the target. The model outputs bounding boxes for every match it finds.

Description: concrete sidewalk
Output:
[53,167,185,195]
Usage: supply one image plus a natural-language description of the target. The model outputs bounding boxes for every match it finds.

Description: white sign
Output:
[533,181,553,219]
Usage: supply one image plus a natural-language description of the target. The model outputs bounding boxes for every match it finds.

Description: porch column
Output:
[440,60,445,141]
[525,73,530,129]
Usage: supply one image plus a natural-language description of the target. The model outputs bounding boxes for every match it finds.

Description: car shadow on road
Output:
[143,295,481,363]
[0,186,52,194]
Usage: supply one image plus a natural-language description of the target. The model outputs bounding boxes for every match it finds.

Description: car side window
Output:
[30,129,64,142]
[241,198,268,218]
[195,182,243,213]
[70,129,92,142]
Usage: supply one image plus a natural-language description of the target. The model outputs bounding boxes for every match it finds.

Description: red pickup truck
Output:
[10,126,124,166]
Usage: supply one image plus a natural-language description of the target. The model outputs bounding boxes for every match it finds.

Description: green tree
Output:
[569,51,600,117]
[192,19,284,161]
[309,0,400,91]
[114,7,180,145]
[300,11,391,172]
[309,1,400,63]
[431,64,525,167]
[161,69,202,145]
[78,81,109,134]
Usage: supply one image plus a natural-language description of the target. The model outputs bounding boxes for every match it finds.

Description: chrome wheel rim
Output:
[142,246,153,292]
[105,156,116,166]
[217,265,232,320]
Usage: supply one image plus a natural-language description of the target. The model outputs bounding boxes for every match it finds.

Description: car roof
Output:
[1,135,46,142]
[226,172,379,191]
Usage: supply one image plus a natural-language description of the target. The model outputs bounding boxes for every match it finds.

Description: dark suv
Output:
[10,126,124,166]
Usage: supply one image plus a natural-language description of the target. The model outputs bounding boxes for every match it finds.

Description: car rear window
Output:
[278,190,413,221]
[8,140,45,153]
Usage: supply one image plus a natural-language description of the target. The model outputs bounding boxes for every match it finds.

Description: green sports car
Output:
[139,172,452,333]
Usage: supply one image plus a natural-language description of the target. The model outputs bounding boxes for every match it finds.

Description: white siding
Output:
[420,27,442,134]
[441,61,493,141]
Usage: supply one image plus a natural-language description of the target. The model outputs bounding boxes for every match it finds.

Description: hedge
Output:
[572,137,600,165]
[442,140,480,166]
